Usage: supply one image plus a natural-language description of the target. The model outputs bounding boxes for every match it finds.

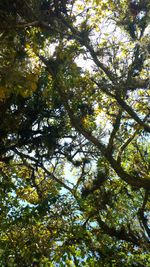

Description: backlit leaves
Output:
[0,0,149,266]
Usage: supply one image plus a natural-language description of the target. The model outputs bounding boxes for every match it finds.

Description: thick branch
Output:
[90,78,115,97]
[115,95,150,133]
[58,14,116,82]
[117,131,138,164]
[97,217,140,246]
[38,55,150,190]
[86,44,116,82]
[16,21,40,28]
[107,109,122,153]
[138,190,150,238]
[57,83,150,189]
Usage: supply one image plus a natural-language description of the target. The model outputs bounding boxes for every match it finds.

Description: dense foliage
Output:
[0,0,150,266]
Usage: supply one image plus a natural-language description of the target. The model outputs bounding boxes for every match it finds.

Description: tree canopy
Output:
[0,0,150,266]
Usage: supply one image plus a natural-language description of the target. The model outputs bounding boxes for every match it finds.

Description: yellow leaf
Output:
[0,87,6,100]
[31,82,37,92]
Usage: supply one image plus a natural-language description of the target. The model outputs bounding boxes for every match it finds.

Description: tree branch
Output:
[58,14,117,82]
[115,95,150,133]
[12,148,73,194]
[37,55,150,190]
[138,190,150,238]
[116,130,138,164]
[97,217,140,246]
[107,109,123,153]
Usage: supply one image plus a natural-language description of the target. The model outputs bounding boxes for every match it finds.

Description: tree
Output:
[0,0,150,266]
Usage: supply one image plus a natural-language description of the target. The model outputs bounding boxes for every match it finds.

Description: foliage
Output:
[0,0,150,266]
